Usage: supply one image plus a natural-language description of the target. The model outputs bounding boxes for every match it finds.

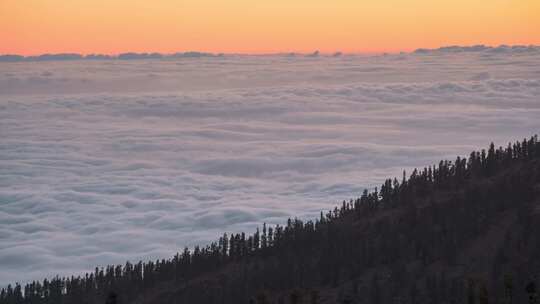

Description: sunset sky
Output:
[1,0,539,55]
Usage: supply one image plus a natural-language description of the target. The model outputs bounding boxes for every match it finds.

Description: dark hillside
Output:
[2,136,540,304]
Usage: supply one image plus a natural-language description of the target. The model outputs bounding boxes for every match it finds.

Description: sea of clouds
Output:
[1,47,540,285]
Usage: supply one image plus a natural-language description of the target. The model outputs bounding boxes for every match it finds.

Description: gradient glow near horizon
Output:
[1,0,539,55]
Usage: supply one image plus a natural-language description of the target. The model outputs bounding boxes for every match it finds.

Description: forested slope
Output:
[2,136,540,304]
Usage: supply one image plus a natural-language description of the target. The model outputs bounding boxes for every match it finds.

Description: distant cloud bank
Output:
[2,45,539,62]
[0,51,219,62]
[413,44,540,54]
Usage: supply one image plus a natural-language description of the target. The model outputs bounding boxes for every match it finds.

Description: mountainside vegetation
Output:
[2,136,540,304]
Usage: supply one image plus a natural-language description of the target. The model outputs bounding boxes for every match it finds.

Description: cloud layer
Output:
[1,50,540,285]
[0,52,219,62]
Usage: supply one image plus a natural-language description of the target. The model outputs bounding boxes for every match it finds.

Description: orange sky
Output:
[1,0,539,55]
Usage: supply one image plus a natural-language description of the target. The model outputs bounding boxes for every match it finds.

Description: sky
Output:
[1,0,539,55]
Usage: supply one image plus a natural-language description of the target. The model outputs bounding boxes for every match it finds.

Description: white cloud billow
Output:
[1,48,540,285]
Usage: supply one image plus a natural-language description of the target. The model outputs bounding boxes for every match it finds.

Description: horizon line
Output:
[1,44,539,62]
